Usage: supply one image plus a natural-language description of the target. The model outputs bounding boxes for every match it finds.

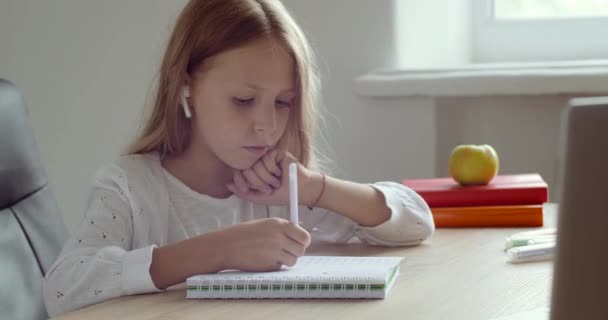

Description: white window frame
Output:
[472,0,608,63]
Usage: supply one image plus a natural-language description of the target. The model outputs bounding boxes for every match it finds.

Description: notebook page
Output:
[187,256,403,285]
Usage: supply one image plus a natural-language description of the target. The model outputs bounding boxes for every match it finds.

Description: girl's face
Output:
[188,37,296,170]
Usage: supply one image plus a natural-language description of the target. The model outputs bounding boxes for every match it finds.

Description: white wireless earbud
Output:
[181,86,192,119]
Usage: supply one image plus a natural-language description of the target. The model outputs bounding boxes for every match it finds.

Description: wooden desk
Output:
[56,204,557,320]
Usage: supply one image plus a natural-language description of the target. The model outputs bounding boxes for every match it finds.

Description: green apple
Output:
[449,144,499,186]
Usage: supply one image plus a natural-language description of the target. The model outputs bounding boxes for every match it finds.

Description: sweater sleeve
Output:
[43,164,160,317]
[300,181,435,246]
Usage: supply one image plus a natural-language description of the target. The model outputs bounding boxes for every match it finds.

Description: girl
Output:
[43,0,434,316]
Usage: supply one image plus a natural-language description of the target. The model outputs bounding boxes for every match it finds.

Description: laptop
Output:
[550,97,608,320]
[495,97,608,320]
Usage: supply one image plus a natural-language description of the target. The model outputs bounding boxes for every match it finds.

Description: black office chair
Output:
[0,79,69,320]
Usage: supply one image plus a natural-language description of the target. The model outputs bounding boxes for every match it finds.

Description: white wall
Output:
[1,0,573,230]
[286,0,574,202]
[281,0,436,180]
[0,0,187,230]
[435,96,576,201]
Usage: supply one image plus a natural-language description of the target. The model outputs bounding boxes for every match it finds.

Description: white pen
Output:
[289,163,299,225]
[510,228,557,238]
[527,235,556,246]
[506,242,555,263]
[504,228,557,250]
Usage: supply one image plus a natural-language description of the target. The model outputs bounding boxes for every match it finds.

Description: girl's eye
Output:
[276,100,293,108]
[233,97,254,106]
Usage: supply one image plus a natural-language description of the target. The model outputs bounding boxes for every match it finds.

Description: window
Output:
[472,0,608,63]
[494,0,608,19]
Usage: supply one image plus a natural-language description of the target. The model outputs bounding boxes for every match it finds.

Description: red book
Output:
[402,173,548,207]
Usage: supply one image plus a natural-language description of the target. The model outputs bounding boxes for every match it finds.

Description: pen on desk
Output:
[512,228,557,238]
[506,242,555,263]
[504,228,557,250]
[289,162,299,225]
[526,235,556,246]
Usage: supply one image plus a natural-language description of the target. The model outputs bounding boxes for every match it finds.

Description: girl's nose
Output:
[253,105,277,133]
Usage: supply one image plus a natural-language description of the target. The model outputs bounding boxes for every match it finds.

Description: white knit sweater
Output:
[43,153,434,316]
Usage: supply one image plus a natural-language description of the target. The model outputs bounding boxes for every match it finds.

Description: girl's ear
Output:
[181,86,192,118]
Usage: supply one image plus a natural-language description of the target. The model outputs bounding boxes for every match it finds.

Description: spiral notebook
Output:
[186,256,403,299]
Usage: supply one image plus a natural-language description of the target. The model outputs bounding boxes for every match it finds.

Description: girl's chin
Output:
[219,149,265,170]
[224,158,258,171]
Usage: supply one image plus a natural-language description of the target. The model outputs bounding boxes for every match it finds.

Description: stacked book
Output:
[402,173,549,227]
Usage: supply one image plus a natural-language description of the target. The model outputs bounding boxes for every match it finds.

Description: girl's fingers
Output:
[274,149,284,166]
[253,160,281,188]
[281,235,307,258]
[263,150,282,177]
[279,249,298,267]
[243,169,272,194]
[230,150,293,198]
[284,224,312,247]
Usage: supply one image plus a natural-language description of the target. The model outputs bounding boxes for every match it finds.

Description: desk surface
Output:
[56,204,557,320]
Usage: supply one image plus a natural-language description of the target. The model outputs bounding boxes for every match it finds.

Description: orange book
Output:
[431,205,543,228]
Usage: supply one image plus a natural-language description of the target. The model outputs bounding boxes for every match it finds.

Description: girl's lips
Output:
[243,146,269,155]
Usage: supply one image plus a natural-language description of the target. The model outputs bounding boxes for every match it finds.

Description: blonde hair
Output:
[126,0,322,168]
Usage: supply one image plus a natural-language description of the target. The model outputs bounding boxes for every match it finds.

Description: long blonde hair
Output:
[126,0,322,168]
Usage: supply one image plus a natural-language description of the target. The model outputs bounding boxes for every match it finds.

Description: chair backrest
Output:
[550,97,608,320]
[0,79,69,320]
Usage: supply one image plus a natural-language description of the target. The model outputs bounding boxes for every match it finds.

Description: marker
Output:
[504,228,557,250]
[289,163,299,225]
[510,228,557,238]
[506,242,555,263]
[527,236,556,246]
